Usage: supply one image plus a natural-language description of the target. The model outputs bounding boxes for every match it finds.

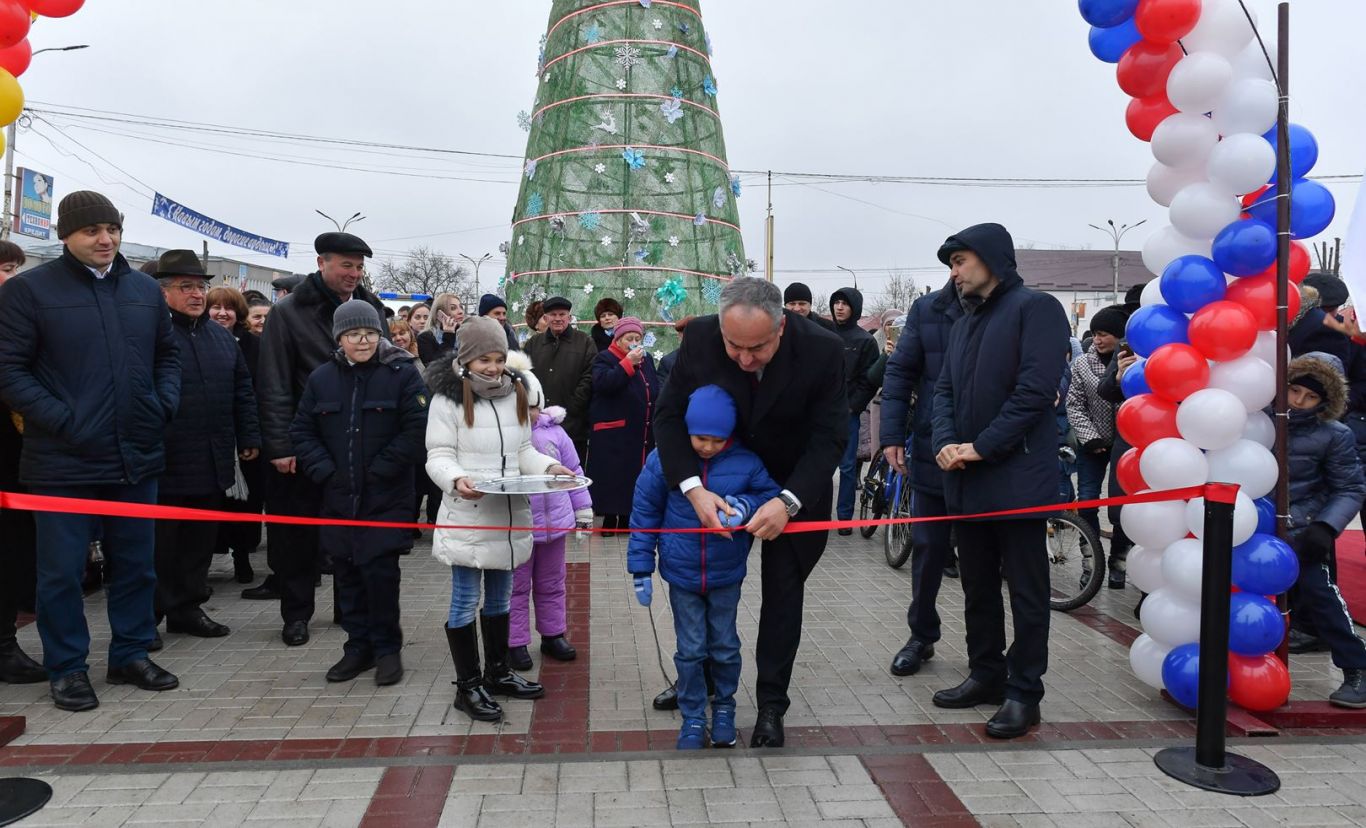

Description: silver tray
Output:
[472,474,593,495]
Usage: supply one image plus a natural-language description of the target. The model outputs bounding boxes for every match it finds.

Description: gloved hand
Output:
[1081,438,1109,455]
[633,575,653,606]
[1295,521,1337,566]
[717,495,749,529]
[574,508,594,530]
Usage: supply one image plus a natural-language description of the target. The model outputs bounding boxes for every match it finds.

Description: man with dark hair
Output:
[0,190,182,711]
[829,287,880,535]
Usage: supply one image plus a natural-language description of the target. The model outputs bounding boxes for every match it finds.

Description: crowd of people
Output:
[1,190,1363,752]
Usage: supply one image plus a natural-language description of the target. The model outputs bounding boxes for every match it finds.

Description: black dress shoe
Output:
[148,632,164,653]
[241,581,280,600]
[282,621,310,646]
[233,554,254,585]
[1108,570,1127,590]
[986,699,1041,739]
[167,610,230,638]
[540,635,577,661]
[325,651,375,682]
[932,677,1006,709]
[944,561,960,579]
[375,653,404,686]
[838,528,853,537]
[509,645,533,671]
[50,672,98,711]
[0,640,48,684]
[107,658,179,691]
[890,639,935,677]
[653,682,680,711]
[750,706,784,748]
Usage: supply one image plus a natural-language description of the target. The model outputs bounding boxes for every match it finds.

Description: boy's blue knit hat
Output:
[685,385,737,439]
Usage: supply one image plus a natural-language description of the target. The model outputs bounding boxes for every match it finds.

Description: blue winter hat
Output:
[685,385,737,439]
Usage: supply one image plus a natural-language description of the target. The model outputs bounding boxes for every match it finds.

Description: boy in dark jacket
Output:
[1284,353,1366,708]
[291,301,429,688]
[627,385,781,750]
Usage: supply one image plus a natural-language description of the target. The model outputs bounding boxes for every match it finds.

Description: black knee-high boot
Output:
[445,623,502,721]
[480,613,545,699]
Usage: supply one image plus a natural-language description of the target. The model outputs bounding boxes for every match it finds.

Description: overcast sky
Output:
[13,0,1364,298]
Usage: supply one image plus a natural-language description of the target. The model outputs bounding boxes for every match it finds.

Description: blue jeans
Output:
[1075,449,1110,539]
[907,490,951,645]
[448,565,513,627]
[670,582,742,721]
[30,479,159,678]
[836,414,861,520]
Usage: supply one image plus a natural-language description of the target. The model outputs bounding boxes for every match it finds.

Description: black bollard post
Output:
[1154,484,1280,796]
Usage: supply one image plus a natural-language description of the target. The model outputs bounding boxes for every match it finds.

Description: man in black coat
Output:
[783,281,836,332]
[0,190,182,711]
[524,295,597,460]
[152,251,260,639]
[653,277,848,748]
[830,287,880,532]
[880,276,964,677]
[930,223,1069,739]
[255,232,386,646]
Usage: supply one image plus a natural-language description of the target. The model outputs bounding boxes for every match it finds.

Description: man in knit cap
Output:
[783,282,835,331]
[0,190,182,711]
[478,293,520,351]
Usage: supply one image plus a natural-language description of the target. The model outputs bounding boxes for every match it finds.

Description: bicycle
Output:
[856,454,890,539]
[883,463,913,569]
[1046,509,1105,612]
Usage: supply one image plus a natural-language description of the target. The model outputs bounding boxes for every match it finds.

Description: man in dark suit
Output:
[652,277,848,747]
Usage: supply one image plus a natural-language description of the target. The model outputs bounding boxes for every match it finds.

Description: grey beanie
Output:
[332,299,382,340]
[457,316,510,366]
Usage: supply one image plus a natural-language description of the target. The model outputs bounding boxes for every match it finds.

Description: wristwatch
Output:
[777,491,801,517]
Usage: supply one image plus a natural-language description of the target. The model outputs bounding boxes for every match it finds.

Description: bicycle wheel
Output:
[884,476,913,569]
[1046,510,1105,612]
[858,459,886,539]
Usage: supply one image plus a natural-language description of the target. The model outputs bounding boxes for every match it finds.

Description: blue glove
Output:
[717,495,749,529]
[633,575,653,606]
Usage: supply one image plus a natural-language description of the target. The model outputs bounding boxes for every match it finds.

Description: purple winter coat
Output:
[529,406,593,543]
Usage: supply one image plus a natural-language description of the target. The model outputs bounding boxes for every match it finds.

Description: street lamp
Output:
[1,44,90,240]
[836,265,858,290]
[1089,219,1147,306]
[460,252,493,299]
[316,210,365,232]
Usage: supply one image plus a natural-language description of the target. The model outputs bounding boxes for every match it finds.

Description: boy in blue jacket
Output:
[628,385,781,749]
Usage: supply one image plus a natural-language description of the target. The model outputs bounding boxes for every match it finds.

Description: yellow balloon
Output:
[0,69,21,127]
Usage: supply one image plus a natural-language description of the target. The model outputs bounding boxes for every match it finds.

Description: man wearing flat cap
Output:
[0,190,182,711]
[524,295,598,461]
[255,232,387,646]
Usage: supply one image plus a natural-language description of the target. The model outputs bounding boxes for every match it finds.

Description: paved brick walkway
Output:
[3,527,1366,826]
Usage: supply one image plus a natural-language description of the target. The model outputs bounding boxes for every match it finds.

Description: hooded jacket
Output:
[1285,353,1366,535]
[829,287,881,415]
[528,406,593,543]
[930,224,1070,516]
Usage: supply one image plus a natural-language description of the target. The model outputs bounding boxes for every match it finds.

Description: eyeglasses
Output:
[342,331,380,344]
[169,282,207,294]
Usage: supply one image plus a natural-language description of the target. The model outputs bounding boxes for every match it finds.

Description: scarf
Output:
[465,368,514,400]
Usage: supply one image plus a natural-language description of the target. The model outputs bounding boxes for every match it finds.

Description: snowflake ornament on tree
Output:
[623,287,636,299]
[703,279,724,305]
[614,44,643,70]
[583,283,595,294]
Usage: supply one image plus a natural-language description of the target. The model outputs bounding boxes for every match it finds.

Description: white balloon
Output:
[1141,438,1211,491]
[1127,545,1166,594]
[1242,409,1275,449]
[1206,133,1277,195]
[1206,439,1280,500]
[1209,355,1275,411]
[1122,498,1193,551]
[1230,38,1276,83]
[1182,0,1257,58]
[1130,633,1174,690]
[1212,78,1279,137]
[1160,538,1206,603]
[1140,587,1203,648]
[1143,225,1214,277]
[1140,276,1168,307]
[1151,112,1221,168]
[1186,489,1258,546]
[1148,162,1209,208]
[1170,182,1242,240]
[1167,52,1233,114]
[1248,330,1287,369]
[1177,388,1249,450]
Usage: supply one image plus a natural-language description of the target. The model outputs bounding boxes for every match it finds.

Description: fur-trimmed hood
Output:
[1289,352,1347,422]
[422,346,543,405]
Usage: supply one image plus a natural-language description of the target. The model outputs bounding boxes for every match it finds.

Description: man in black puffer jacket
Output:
[152,251,260,640]
[829,287,880,531]
[0,191,181,712]
[930,223,1069,740]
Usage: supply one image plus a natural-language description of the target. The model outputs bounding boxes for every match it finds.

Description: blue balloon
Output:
[1252,498,1276,536]
[1233,533,1300,595]
[1247,178,1338,240]
[1160,256,1228,314]
[1162,643,1202,709]
[1125,305,1190,358]
[1264,124,1320,185]
[1121,356,1152,398]
[1212,219,1278,277]
[1079,0,1139,28]
[1229,593,1285,656]
[1088,18,1142,63]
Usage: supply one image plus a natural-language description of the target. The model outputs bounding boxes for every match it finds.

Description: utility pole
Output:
[459,252,492,298]
[837,265,858,290]
[765,170,775,282]
[1088,219,1147,306]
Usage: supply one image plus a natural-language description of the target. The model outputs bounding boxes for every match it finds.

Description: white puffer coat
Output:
[424,351,556,570]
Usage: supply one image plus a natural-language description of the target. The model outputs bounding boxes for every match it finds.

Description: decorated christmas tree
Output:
[503,0,748,354]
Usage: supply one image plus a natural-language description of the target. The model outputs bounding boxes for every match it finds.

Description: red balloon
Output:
[0,36,26,77]
[22,0,84,18]
[1242,185,1271,211]
[1116,394,1181,449]
[1116,40,1184,99]
[0,0,29,50]
[1226,274,1301,331]
[1116,447,1147,495]
[1135,0,1203,43]
[1188,300,1258,362]
[1252,240,1311,284]
[1126,94,1178,142]
[1228,653,1290,712]
[1145,343,1211,402]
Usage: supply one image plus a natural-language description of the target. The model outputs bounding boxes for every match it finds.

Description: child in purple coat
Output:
[509,404,594,670]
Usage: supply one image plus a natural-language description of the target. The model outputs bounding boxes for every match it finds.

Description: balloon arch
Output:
[0,2,88,149]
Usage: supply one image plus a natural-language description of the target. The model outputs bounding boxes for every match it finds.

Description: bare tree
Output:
[865,271,918,317]
[373,246,474,298]
[812,292,831,317]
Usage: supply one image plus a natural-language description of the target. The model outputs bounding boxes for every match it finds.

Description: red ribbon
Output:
[0,486,1212,535]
